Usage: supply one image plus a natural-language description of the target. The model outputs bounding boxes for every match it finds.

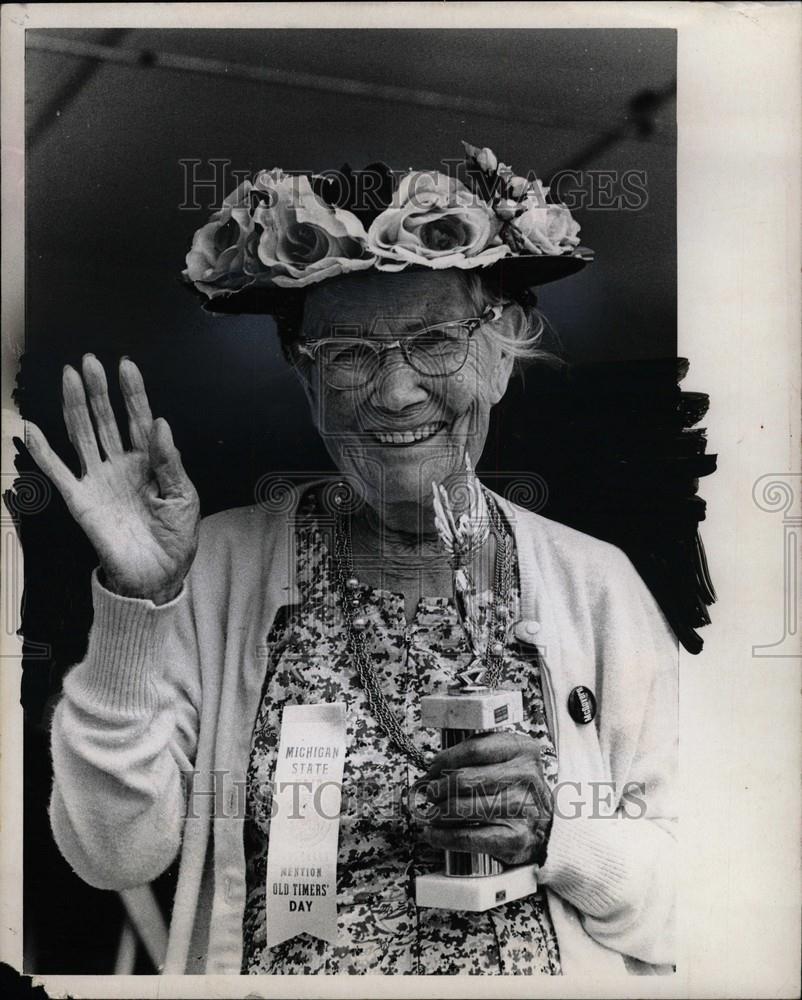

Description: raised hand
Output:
[25,355,200,605]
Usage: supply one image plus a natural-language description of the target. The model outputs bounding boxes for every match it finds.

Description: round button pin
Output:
[513,620,541,643]
[568,686,597,725]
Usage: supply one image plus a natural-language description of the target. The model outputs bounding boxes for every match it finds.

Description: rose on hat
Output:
[183,180,256,298]
[367,171,510,272]
[250,169,376,289]
[182,142,592,311]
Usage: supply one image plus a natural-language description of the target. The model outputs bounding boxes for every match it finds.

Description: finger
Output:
[24,421,78,504]
[62,365,101,473]
[427,786,532,824]
[426,764,530,804]
[148,418,189,500]
[423,820,528,862]
[82,354,123,457]
[425,732,526,778]
[119,358,153,451]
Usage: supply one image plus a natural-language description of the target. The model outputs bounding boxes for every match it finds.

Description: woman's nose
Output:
[370,354,429,412]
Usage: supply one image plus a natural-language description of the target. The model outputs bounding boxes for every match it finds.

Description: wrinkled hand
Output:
[25,356,200,605]
[419,731,554,866]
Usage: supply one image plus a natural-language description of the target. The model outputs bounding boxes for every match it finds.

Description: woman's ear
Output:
[486,304,522,403]
[488,350,515,404]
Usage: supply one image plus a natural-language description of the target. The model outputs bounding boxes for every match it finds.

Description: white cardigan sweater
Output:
[49,490,677,976]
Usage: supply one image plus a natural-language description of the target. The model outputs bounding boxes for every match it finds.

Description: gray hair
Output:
[459,271,565,371]
[273,270,565,371]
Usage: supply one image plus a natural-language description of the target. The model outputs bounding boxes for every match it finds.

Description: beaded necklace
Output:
[331,485,513,770]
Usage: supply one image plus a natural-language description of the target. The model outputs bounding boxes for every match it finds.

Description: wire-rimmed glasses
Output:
[297,305,503,390]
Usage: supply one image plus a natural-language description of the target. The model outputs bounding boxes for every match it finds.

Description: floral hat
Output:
[182,141,593,314]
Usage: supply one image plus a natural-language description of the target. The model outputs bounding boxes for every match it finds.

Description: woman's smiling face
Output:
[298,269,514,524]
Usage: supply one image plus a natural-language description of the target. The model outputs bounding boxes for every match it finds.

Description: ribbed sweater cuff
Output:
[71,568,186,715]
[537,814,635,918]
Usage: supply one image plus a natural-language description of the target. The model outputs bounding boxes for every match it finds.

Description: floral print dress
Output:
[242,497,561,975]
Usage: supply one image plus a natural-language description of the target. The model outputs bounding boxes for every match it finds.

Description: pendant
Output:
[455,663,489,689]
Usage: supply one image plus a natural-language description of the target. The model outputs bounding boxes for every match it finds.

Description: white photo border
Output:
[1,3,800,998]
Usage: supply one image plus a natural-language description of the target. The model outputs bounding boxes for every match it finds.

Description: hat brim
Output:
[486,249,592,297]
[191,249,593,316]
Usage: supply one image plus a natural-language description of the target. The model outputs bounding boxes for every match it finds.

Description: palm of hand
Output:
[70,448,199,601]
[25,355,200,604]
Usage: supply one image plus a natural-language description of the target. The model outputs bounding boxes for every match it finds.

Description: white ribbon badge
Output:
[265,702,347,948]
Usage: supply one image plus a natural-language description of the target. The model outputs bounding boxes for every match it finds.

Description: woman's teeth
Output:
[374,423,444,445]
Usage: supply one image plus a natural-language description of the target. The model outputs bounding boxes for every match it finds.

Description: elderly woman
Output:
[27,146,677,976]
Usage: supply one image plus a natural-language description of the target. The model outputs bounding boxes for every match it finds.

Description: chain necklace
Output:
[332,486,514,770]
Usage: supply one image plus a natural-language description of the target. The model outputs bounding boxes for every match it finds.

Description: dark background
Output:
[19,27,677,973]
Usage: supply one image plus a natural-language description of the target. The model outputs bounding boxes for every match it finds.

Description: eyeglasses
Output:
[297,305,503,390]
